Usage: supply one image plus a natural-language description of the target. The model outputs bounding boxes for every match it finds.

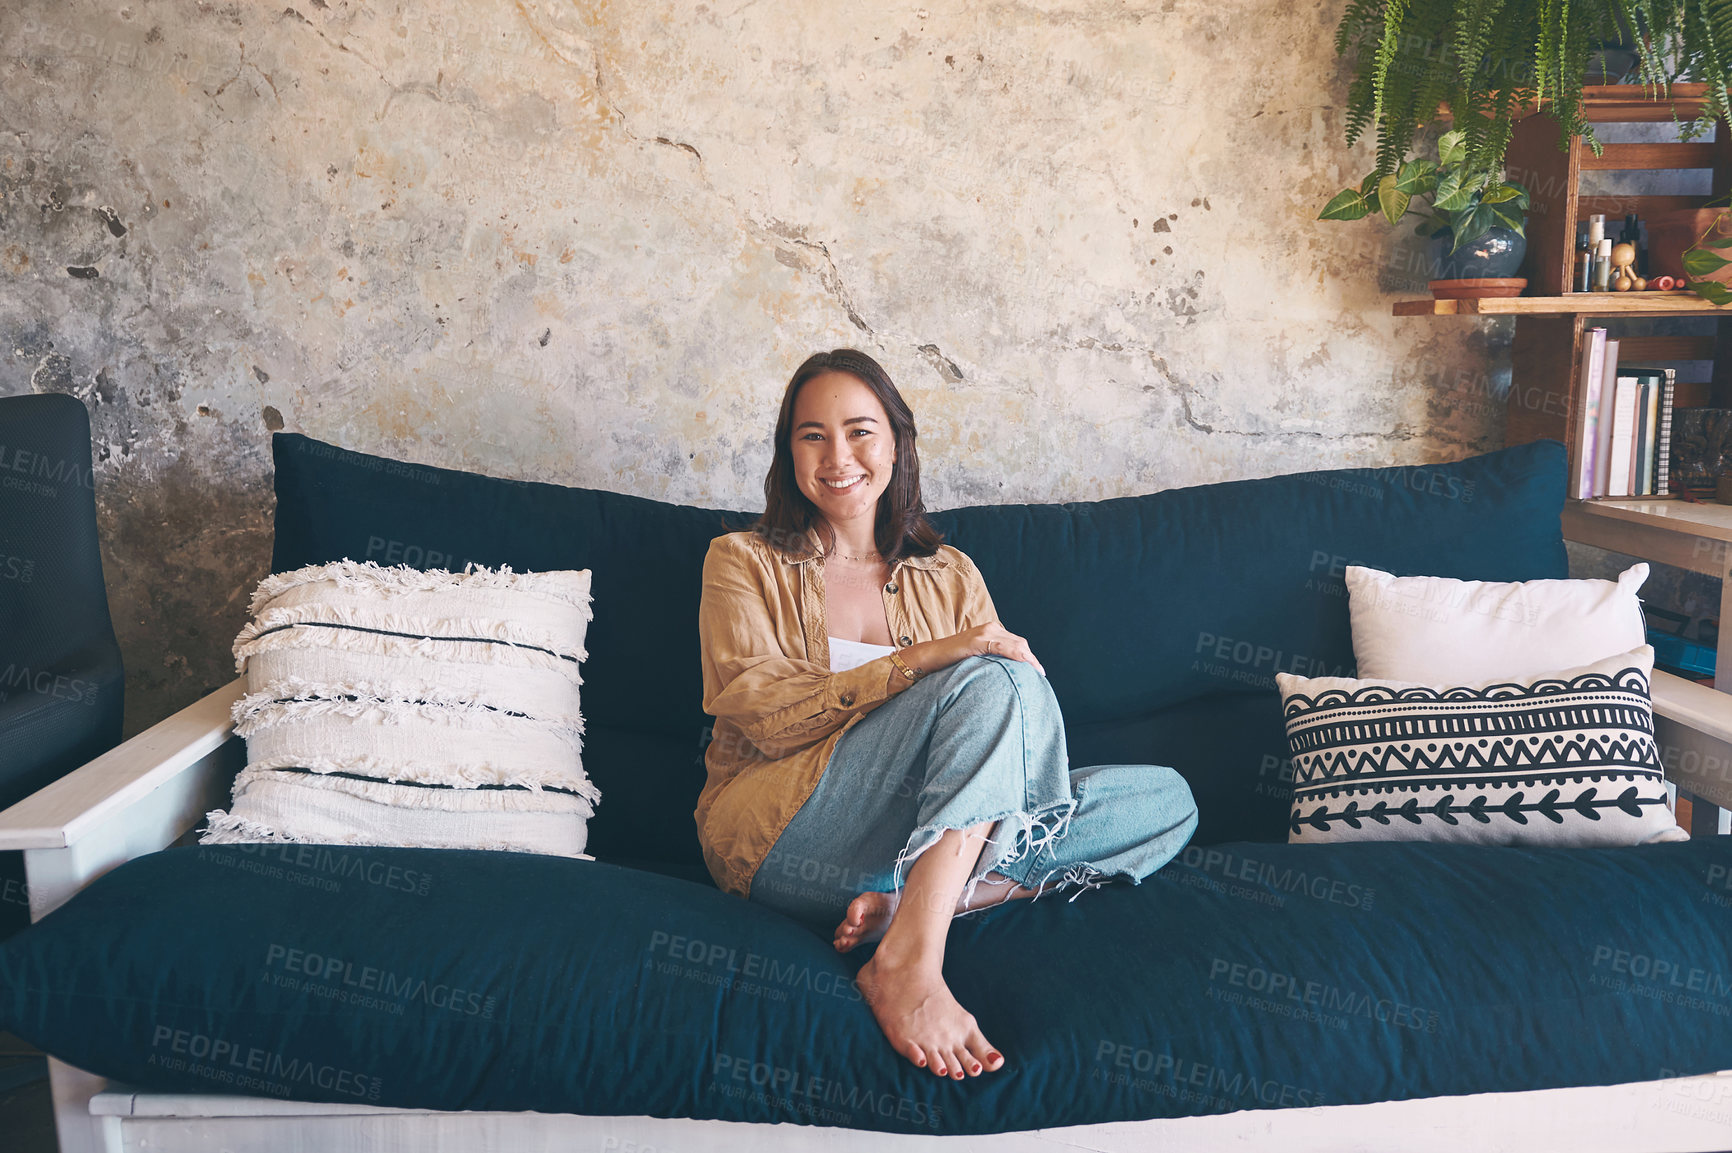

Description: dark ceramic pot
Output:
[1430,225,1527,281]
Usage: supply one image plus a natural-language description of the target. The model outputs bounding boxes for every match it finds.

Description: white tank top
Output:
[829,636,896,673]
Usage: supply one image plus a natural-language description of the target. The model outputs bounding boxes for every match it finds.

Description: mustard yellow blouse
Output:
[695,527,998,897]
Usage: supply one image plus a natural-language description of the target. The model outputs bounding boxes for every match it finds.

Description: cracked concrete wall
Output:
[0,0,1506,735]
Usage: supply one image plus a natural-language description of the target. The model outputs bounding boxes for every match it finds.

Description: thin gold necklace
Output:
[832,546,882,562]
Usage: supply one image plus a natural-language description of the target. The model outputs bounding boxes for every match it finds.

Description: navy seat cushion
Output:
[5,836,1732,1133]
[269,435,1566,861]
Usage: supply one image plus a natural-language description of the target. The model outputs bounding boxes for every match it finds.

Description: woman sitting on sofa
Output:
[696,348,1199,1081]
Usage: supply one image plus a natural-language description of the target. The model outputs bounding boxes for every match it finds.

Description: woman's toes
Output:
[832,892,896,953]
[858,954,1001,1078]
[966,1030,1002,1072]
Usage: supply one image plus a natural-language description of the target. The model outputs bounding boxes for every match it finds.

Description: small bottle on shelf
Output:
[1594,238,1613,291]
[1575,225,1593,292]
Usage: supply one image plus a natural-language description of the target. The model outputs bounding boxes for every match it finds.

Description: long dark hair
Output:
[754,349,943,564]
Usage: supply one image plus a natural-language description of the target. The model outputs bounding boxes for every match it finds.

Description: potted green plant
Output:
[1325,3,1732,223]
[1321,129,1531,297]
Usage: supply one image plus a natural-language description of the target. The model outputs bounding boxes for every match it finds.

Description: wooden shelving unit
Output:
[1393,85,1732,492]
[1399,88,1732,831]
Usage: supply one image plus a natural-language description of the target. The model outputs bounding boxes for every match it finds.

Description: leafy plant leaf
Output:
[1395,158,1439,195]
[1377,174,1410,225]
[1684,248,1732,277]
[1489,204,1526,233]
[1437,128,1467,167]
[1432,168,1474,213]
[1318,189,1371,221]
[1691,280,1732,306]
[1450,205,1495,251]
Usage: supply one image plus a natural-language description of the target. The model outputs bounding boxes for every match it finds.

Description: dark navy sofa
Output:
[4,433,1732,1137]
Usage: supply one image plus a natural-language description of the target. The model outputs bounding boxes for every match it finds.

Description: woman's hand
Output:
[902,623,1045,678]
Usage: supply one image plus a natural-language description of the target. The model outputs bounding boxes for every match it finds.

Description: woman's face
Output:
[789,371,897,533]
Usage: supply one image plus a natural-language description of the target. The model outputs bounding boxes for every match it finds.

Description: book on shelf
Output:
[1606,376,1640,497]
[1572,320,1679,499]
[1656,369,1676,496]
[1619,365,1676,498]
[1575,327,1607,499]
[1635,377,1658,496]
[1595,338,1619,496]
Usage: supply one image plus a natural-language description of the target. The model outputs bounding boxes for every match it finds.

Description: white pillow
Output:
[1279,646,1686,849]
[202,560,597,858]
[1346,563,1648,684]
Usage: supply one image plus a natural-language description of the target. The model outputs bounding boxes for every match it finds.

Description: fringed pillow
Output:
[202,560,597,857]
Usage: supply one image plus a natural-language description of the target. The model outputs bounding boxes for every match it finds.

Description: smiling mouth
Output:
[821,476,866,491]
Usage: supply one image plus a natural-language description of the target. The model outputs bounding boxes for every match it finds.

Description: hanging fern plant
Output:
[1325,2,1732,214]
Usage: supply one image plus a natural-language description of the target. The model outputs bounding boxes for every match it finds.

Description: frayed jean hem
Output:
[890,796,1079,907]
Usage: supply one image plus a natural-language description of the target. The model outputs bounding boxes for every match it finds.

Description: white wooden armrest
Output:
[1652,670,1732,816]
[0,675,245,923]
[0,677,244,853]
[1653,670,1732,748]
[0,677,245,1153]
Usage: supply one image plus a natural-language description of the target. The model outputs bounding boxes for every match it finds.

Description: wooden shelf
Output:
[1393,292,1732,317]
[1573,495,1732,541]
[1505,83,1732,123]
[1562,497,1732,578]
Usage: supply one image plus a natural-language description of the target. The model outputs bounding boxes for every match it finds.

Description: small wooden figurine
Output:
[1610,242,1638,291]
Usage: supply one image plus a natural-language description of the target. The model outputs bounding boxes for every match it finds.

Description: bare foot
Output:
[834,891,898,952]
[856,950,1004,1079]
[834,874,1043,953]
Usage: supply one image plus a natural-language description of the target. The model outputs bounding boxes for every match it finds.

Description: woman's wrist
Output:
[899,637,960,677]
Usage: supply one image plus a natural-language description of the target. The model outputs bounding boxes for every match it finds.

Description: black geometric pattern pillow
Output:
[1278,647,1688,847]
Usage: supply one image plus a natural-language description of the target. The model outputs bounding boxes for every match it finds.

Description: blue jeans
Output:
[749,655,1199,928]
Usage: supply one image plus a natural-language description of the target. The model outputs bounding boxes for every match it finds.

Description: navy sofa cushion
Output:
[4,836,1732,1134]
[270,435,1567,857]
[270,434,757,870]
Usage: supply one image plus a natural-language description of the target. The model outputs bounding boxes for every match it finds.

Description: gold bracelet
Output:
[889,651,922,681]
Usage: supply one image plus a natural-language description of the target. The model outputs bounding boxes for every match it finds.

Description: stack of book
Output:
[1573,327,1677,499]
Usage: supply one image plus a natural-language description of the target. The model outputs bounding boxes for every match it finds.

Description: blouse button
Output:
[885,582,899,594]
[899,636,912,647]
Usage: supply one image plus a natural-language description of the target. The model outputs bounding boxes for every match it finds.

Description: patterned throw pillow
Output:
[1279,647,1687,847]
[201,560,597,857]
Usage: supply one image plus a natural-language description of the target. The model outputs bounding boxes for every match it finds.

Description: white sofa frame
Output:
[6,676,1732,1153]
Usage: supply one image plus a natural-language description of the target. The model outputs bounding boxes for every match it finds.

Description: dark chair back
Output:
[0,393,126,935]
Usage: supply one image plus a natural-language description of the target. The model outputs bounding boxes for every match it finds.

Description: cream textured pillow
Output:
[1346,563,1648,684]
[1280,646,1686,848]
[201,560,597,857]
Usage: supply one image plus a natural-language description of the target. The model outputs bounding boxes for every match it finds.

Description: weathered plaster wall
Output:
[0,0,1507,735]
